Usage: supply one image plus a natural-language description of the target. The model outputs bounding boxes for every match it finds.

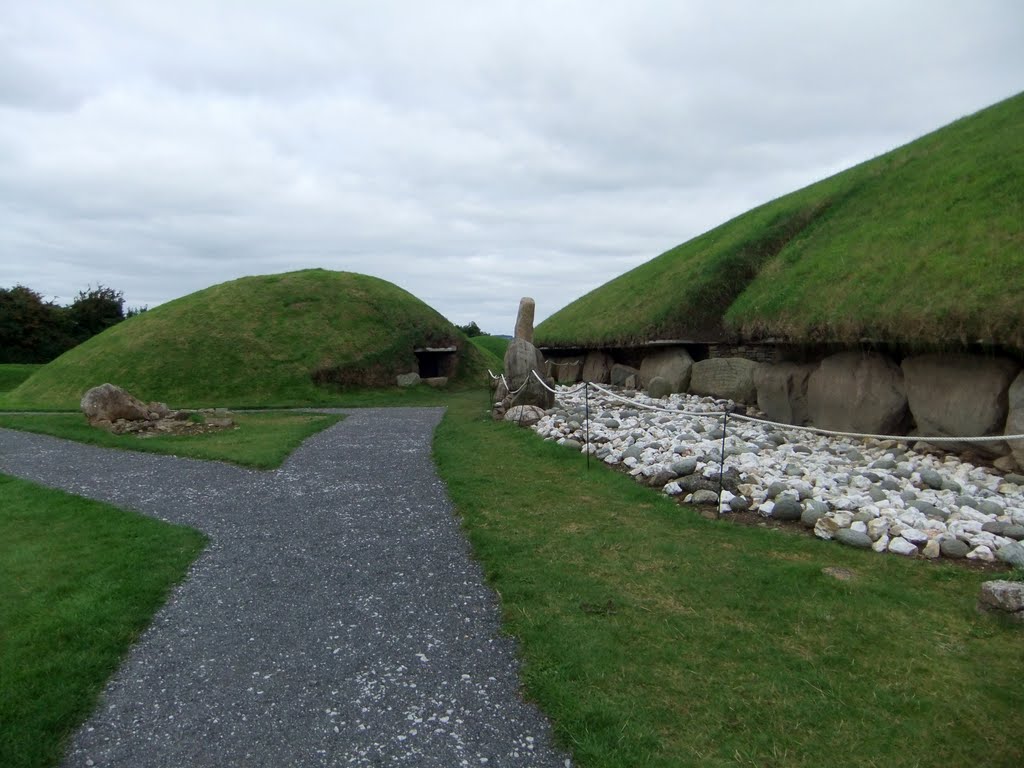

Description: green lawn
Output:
[434,392,1024,768]
[0,475,206,768]
[0,411,343,469]
[3,390,1022,767]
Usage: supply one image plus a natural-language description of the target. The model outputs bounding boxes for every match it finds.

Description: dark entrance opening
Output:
[415,346,458,378]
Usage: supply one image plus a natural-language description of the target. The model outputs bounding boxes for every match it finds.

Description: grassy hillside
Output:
[469,335,510,368]
[537,91,1024,349]
[3,270,487,409]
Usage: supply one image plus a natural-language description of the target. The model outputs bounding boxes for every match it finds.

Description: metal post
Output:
[717,411,729,517]
[585,381,591,471]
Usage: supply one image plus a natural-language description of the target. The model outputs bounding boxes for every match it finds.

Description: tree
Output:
[457,320,483,337]
[0,285,73,363]
[67,284,125,342]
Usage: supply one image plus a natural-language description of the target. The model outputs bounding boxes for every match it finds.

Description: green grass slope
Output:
[5,269,487,409]
[469,335,510,369]
[537,91,1024,349]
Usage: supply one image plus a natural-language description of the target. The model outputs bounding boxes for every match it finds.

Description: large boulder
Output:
[582,351,614,384]
[548,356,583,384]
[902,354,1018,455]
[639,349,693,393]
[689,358,758,403]
[1004,371,1024,469]
[503,338,554,409]
[753,362,818,425]
[80,383,153,424]
[611,364,641,389]
[806,352,907,434]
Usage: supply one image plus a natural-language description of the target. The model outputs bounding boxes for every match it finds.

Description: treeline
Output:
[0,284,146,364]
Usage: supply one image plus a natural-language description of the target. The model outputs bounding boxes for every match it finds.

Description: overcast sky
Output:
[1,1,1021,334]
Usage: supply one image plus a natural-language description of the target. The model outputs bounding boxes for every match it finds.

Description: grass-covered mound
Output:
[537,91,1024,350]
[4,269,487,409]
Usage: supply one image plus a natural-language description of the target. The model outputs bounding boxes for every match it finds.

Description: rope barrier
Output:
[539,376,1024,444]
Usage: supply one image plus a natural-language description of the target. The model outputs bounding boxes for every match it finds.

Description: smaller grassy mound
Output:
[0,475,205,768]
[0,412,342,469]
[537,91,1024,349]
[4,270,488,410]
[0,365,41,394]
[469,335,509,369]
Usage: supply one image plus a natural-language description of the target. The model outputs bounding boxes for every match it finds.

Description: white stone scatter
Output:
[534,385,1024,566]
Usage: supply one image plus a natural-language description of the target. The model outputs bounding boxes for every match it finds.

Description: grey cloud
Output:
[1,1,1022,335]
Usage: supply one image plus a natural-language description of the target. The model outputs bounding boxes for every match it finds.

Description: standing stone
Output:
[514,297,536,343]
[639,349,693,393]
[689,358,758,403]
[1005,371,1024,469]
[806,352,907,434]
[502,338,554,410]
[753,362,818,425]
[902,353,1018,456]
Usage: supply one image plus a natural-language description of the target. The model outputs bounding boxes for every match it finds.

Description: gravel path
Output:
[0,409,569,767]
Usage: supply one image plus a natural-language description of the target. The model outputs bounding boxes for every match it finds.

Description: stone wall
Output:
[543,342,1024,468]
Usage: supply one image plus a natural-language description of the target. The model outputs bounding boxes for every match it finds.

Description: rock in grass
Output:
[772,495,803,521]
[940,538,970,559]
[888,537,919,556]
[835,528,873,549]
[801,500,828,528]
[504,405,546,427]
[978,580,1024,620]
[996,541,1024,569]
[691,489,720,505]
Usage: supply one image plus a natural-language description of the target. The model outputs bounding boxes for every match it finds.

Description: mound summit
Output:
[8,269,487,408]
[537,91,1024,353]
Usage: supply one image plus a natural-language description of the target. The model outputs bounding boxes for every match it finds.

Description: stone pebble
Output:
[538,387,1024,566]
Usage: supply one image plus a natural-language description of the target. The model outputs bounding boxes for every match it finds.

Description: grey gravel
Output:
[0,410,570,768]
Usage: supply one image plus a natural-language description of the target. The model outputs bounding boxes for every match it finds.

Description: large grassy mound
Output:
[5,269,487,409]
[537,91,1024,350]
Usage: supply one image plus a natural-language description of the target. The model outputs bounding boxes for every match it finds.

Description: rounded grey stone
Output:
[772,495,803,521]
[670,458,698,477]
[1003,525,1024,541]
[996,542,1024,569]
[867,486,888,503]
[880,477,901,491]
[766,481,788,499]
[729,496,750,513]
[647,376,671,399]
[978,500,1005,517]
[835,528,873,549]
[870,459,897,470]
[982,520,1010,536]
[801,500,829,528]
[940,538,971,559]
[919,469,944,490]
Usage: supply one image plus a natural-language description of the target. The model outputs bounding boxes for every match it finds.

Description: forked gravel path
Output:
[0,409,569,767]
